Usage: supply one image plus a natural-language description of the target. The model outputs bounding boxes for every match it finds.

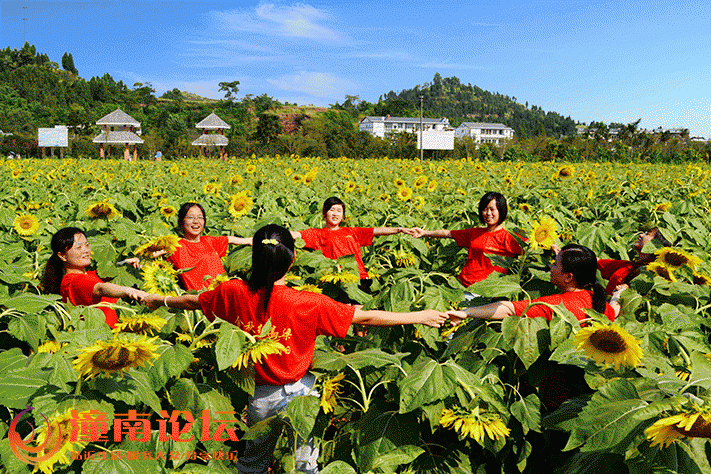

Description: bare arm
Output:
[93,282,148,302]
[609,284,628,318]
[412,228,453,239]
[228,236,253,246]
[290,231,302,240]
[143,293,201,310]
[461,301,516,321]
[352,307,448,328]
[372,226,403,236]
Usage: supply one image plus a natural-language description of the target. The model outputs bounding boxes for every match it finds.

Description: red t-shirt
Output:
[199,280,355,385]
[511,290,616,322]
[300,227,375,279]
[60,271,119,328]
[598,259,638,295]
[167,236,229,291]
[451,227,523,287]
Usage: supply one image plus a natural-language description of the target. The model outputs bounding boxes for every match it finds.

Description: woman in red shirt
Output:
[597,227,672,295]
[144,224,449,474]
[450,244,616,322]
[42,227,148,328]
[412,192,523,287]
[161,202,252,291]
[290,197,410,291]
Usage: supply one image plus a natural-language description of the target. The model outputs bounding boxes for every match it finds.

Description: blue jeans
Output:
[236,374,319,474]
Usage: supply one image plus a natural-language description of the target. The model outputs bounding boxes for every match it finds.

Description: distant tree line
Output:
[1,44,709,162]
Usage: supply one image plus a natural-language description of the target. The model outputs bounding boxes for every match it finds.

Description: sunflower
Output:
[170,164,180,175]
[292,173,303,183]
[413,175,428,189]
[551,165,574,180]
[74,335,160,378]
[179,169,189,177]
[141,259,180,296]
[653,202,673,213]
[159,205,177,218]
[13,214,39,236]
[393,249,417,267]
[519,203,532,212]
[646,403,711,448]
[654,248,701,270]
[203,182,222,195]
[412,195,425,209]
[245,163,257,174]
[393,177,406,188]
[284,168,293,176]
[113,314,167,335]
[292,284,322,294]
[37,340,63,353]
[231,338,287,370]
[529,216,558,250]
[439,406,510,444]
[85,200,120,220]
[11,168,22,179]
[436,165,447,173]
[134,235,181,258]
[574,322,643,370]
[397,186,413,201]
[320,272,360,285]
[367,269,381,280]
[303,173,316,185]
[228,192,253,218]
[207,273,230,290]
[412,164,424,174]
[379,193,390,201]
[229,174,244,186]
[28,409,88,474]
[426,180,438,192]
[646,262,677,282]
[344,181,357,193]
[320,373,345,414]
[693,271,711,286]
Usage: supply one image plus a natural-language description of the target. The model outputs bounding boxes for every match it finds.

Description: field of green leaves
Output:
[2,156,711,474]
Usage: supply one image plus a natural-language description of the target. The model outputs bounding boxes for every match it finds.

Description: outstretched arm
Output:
[352,307,448,328]
[228,236,253,246]
[449,301,516,321]
[373,226,404,236]
[93,282,148,302]
[143,293,201,310]
[411,228,453,239]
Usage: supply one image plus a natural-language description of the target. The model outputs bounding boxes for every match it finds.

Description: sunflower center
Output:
[678,417,711,438]
[92,346,131,371]
[663,254,687,267]
[535,228,550,241]
[589,329,626,354]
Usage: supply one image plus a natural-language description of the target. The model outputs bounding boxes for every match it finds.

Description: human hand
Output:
[124,288,149,302]
[551,244,562,255]
[446,310,468,323]
[119,257,141,269]
[410,227,427,238]
[399,227,418,237]
[419,309,449,328]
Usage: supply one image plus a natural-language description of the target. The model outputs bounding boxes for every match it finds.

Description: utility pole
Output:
[419,96,423,160]
[23,6,27,44]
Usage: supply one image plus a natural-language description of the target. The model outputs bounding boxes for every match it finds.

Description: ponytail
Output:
[42,227,85,295]
[559,244,607,314]
[248,224,295,312]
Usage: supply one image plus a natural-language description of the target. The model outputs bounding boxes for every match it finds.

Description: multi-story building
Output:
[359,115,450,138]
[454,122,514,145]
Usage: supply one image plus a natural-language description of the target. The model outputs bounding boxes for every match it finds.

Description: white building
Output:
[359,115,450,138]
[454,122,514,145]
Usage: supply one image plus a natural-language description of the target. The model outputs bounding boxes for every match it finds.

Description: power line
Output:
[23,6,28,44]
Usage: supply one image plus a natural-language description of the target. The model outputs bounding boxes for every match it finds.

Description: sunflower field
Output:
[2,156,711,474]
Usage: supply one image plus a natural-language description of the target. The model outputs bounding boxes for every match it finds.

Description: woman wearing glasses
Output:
[164,202,252,291]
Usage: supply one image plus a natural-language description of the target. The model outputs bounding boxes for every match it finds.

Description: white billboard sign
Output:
[38,126,68,147]
[417,130,455,150]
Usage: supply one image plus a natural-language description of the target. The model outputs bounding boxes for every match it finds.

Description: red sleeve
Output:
[451,228,476,247]
[299,228,320,250]
[309,292,356,338]
[598,259,632,279]
[198,285,231,324]
[206,235,230,258]
[352,227,374,247]
[62,272,101,306]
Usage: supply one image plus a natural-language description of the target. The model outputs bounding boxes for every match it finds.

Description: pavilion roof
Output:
[96,109,141,126]
[192,134,229,146]
[196,113,231,129]
[92,130,144,144]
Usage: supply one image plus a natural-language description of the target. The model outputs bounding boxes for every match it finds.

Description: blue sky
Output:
[2,0,711,137]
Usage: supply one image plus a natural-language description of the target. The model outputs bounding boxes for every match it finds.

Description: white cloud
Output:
[267,71,358,99]
[208,3,345,42]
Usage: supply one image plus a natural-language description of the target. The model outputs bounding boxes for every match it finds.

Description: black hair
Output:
[559,244,606,314]
[248,224,295,312]
[478,192,508,225]
[42,227,86,295]
[177,202,206,233]
[322,196,345,218]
